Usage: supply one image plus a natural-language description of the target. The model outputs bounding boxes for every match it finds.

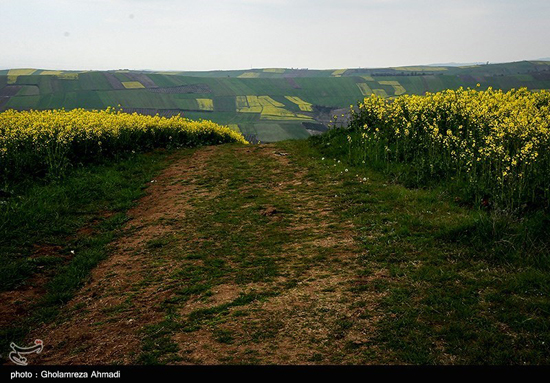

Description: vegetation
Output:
[0,108,246,182]
[0,148,175,359]
[3,139,547,364]
[1,63,550,365]
[303,87,550,363]
[336,87,550,212]
[0,109,245,358]
[1,61,550,142]
[307,137,550,364]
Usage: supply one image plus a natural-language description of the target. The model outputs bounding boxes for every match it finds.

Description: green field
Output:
[1,61,550,142]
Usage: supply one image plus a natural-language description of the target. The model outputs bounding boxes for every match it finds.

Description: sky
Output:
[1,0,549,71]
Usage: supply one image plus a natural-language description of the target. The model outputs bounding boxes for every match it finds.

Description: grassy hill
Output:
[1,61,550,142]
[1,65,550,365]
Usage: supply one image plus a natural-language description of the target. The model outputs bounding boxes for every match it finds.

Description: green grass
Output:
[78,72,113,90]
[14,75,53,94]
[97,90,179,109]
[17,85,40,96]
[130,139,550,364]
[213,96,237,112]
[2,134,549,364]
[307,131,550,364]
[0,149,176,361]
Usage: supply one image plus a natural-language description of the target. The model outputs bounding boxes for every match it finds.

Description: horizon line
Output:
[2,58,550,73]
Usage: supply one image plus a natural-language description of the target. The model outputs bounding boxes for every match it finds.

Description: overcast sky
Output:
[1,0,549,71]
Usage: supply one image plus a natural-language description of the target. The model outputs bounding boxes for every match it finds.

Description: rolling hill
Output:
[1,60,550,142]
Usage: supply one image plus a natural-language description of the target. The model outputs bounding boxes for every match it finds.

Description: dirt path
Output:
[30,143,387,365]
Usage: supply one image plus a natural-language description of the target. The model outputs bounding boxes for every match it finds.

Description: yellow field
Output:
[0,108,247,180]
[236,96,284,112]
[393,85,407,95]
[38,70,79,80]
[263,68,285,73]
[235,96,249,111]
[260,112,311,121]
[356,83,373,96]
[196,98,214,111]
[378,80,407,95]
[285,96,313,112]
[378,80,400,86]
[40,70,63,76]
[236,96,262,113]
[360,75,375,82]
[260,96,311,120]
[353,88,550,209]
[236,96,311,120]
[331,69,347,77]
[372,89,388,97]
[238,72,260,78]
[122,81,145,89]
[8,69,37,76]
[7,69,37,84]
[258,96,285,107]
[261,106,297,120]
[59,72,79,80]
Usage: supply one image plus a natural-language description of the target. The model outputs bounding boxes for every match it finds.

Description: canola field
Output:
[196,98,214,111]
[285,96,313,112]
[0,108,246,181]
[236,95,312,121]
[343,87,550,211]
[122,81,145,89]
[7,69,37,84]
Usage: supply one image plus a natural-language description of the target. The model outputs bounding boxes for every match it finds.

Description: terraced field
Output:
[1,61,550,142]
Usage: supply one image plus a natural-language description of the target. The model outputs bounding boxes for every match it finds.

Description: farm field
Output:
[0,108,245,182]
[2,60,550,142]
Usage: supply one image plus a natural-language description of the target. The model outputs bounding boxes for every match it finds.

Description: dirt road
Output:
[30,143,385,364]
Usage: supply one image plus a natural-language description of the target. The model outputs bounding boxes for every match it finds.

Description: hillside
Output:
[2,141,548,364]
[1,86,549,365]
[1,61,550,142]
